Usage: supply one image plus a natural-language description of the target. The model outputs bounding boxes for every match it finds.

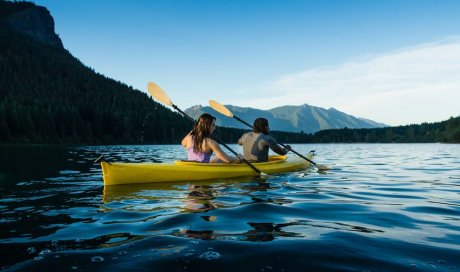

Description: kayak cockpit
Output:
[174,155,287,166]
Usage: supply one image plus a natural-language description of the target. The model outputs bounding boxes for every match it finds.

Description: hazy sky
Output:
[33,0,460,126]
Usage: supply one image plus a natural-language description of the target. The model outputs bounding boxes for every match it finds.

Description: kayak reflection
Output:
[101,176,264,210]
[178,222,303,242]
[183,184,217,213]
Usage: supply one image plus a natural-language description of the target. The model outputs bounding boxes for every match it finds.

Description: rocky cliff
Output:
[1,1,63,48]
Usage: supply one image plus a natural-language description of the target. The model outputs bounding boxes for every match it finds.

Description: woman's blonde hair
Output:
[190,113,216,153]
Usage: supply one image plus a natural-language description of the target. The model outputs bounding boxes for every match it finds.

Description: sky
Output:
[32,0,460,126]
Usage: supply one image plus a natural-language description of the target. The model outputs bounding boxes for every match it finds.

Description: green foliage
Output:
[213,127,312,144]
[1,0,458,145]
[0,13,190,144]
[0,1,318,145]
[310,117,460,143]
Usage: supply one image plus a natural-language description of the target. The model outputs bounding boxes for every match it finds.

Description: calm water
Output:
[1,144,460,271]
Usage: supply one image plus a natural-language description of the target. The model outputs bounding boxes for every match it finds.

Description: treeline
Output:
[0,3,310,145]
[201,116,460,144]
[213,127,311,144]
[0,5,191,145]
[309,117,460,143]
[1,1,459,145]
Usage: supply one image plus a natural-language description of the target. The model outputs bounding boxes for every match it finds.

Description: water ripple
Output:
[1,144,460,271]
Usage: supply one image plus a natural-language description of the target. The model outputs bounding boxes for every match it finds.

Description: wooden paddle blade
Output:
[259,172,271,178]
[209,100,234,117]
[147,82,173,106]
[316,164,331,171]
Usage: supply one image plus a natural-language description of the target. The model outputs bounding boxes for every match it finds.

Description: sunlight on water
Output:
[0,144,459,271]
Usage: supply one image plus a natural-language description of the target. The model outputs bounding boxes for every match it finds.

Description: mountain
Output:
[185,104,387,133]
[1,1,457,145]
[0,1,191,144]
[0,0,311,145]
[1,1,63,48]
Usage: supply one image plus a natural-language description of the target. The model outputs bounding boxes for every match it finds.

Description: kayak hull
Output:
[101,155,312,186]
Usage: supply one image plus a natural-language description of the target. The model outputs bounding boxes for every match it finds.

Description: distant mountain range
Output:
[185,104,387,133]
[2,1,458,144]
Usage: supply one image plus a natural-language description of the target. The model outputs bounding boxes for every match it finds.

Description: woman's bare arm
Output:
[207,139,239,163]
[181,133,191,148]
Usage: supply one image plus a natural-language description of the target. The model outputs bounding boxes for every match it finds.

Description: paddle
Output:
[208,99,331,171]
[146,82,268,177]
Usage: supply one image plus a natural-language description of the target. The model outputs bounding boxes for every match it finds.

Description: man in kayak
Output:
[237,117,291,162]
[182,113,241,163]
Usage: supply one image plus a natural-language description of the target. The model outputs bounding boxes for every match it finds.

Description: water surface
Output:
[1,144,459,271]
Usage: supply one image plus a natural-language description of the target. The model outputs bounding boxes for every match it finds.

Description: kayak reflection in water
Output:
[180,184,218,239]
[184,184,217,213]
[238,117,291,162]
[181,113,241,163]
[242,222,301,242]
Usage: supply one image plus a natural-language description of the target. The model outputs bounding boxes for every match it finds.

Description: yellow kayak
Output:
[100,154,312,186]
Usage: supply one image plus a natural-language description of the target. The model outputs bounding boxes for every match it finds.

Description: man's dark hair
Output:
[253,118,269,134]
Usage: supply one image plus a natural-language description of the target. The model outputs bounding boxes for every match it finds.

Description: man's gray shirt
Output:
[238,132,287,162]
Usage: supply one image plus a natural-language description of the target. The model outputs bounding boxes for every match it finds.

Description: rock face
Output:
[5,4,63,48]
[185,104,387,133]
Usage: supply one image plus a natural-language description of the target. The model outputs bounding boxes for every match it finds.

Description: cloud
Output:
[234,37,460,126]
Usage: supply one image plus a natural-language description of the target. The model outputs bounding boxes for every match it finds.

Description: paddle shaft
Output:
[171,104,262,174]
[233,115,319,167]
[277,143,318,167]
[233,116,252,128]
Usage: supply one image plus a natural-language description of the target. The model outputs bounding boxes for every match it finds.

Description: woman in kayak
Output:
[237,117,291,162]
[182,113,241,163]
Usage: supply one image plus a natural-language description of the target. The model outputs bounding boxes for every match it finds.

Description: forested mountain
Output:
[0,1,313,145]
[0,1,458,145]
[185,104,386,133]
[0,1,192,144]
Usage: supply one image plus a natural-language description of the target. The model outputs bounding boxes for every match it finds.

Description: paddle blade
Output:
[316,164,331,171]
[209,100,234,117]
[147,82,173,106]
[259,172,270,178]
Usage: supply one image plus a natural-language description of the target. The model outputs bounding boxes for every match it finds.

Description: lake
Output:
[1,144,460,271]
